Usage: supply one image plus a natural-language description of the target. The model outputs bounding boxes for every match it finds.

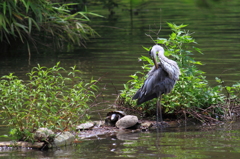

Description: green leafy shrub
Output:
[0,62,98,141]
[117,23,239,122]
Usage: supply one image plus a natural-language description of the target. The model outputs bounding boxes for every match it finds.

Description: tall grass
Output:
[0,0,101,48]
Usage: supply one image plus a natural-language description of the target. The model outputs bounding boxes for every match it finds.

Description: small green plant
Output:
[117,23,239,123]
[0,62,99,141]
[215,77,240,120]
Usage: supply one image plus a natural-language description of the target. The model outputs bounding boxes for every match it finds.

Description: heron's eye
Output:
[149,50,152,56]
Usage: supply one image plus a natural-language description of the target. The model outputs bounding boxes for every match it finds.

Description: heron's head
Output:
[149,45,162,69]
[149,47,155,60]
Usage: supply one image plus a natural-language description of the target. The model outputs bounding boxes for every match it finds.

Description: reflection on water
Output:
[1,122,240,159]
[0,0,240,158]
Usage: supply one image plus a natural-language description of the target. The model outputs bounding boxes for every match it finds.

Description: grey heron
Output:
[132,45,180,126]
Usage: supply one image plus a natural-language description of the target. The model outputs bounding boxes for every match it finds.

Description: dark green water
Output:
[0,0,240,158]
[1,123,240,159]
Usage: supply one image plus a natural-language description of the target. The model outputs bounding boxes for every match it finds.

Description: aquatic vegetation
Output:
[0,0,101,50]
[0,62,99,141]
[117,23,240,123]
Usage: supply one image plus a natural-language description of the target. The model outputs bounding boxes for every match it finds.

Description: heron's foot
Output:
[155,121,169,129]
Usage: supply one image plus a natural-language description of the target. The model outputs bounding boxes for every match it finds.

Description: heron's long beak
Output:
[152,51,158,69]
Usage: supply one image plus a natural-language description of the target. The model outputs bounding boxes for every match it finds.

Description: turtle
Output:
[105,110,126,126]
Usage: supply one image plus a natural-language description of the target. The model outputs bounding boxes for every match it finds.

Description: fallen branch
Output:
[0,141,44,149]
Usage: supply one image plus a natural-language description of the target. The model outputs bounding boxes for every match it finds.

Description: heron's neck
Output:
[157,50,179,80]
[158,51,168,64]
[158,50,170,67]
[152,45,169,65]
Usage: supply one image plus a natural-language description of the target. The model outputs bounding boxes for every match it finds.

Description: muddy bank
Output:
[75,119,204,140]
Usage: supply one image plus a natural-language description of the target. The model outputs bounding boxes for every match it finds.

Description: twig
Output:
[145,9,162,44]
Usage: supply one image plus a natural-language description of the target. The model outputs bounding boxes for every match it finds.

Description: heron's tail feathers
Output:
[132,91,158,105]
[132,91,141,100]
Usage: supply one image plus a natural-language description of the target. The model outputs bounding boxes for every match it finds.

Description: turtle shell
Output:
[106,110,126,117]
[105,110,126,126]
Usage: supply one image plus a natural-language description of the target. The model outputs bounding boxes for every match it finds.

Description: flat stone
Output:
[52,131,75,148]
[141,121,153,130]
[116,115,138,129]
[76,122,95,130]
[93,120,105,127]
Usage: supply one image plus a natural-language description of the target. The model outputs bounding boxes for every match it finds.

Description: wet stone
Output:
[34,128,54,141]
[116,115,138,129]
[76,122,95,130]
[93,120,105,127]
[77,127,118,140]
[52,131,75,148]
[141,121,153,130]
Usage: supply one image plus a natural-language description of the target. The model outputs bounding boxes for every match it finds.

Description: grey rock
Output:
[53,131,75,148]
[34,128,54,141]
[93,120,105,127]
[141,121,153,130]
[116,115,138,129]
[76,122,95,130]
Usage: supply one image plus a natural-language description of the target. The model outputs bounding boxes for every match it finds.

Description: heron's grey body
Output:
[132,65,176,105]
[132,45,180,123]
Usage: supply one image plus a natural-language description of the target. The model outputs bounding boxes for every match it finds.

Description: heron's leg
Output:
[156,99,159,125]
[158,95,170,129]
[156,95,163,128]
[157,95,163,122]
